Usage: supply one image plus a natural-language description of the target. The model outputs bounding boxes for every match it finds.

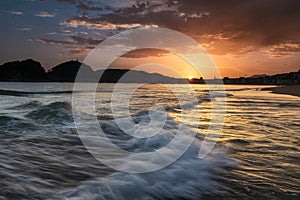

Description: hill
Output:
[0,59,46,82]
[0,59,183,83]
[46,60,95,82]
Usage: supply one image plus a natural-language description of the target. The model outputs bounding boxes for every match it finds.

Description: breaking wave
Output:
[0,91,234,199]
[0,89,76,96]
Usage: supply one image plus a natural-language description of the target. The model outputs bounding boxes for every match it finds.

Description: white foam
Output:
[55,110,235,199]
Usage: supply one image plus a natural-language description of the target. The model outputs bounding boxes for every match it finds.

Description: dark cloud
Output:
[36,0,79,4]
[76,2,104,12]
[39,36,102,46]
[68,48,83,54]
[38,38,72,45]
[53,0,78,4]
[37,36,103,54]
[70,35,103,45]
[61,0,300,56]
[38,35,168,58]
[121,49,169,58]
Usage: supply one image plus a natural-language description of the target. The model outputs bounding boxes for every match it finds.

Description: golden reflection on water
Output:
[127,84,300,196]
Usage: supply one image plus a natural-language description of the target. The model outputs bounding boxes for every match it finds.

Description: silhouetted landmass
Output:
[221,70,300,85]
[0,59,46,82]
[0,59,299,85]
[188,71,300,85]
[46,60,95,82]
[97,69,183,83]
[0,59,184,83]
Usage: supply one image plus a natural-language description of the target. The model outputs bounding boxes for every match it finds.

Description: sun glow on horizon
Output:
[188,76,193,80]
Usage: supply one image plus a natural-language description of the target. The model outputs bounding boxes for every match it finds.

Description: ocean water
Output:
[0,82,299,199]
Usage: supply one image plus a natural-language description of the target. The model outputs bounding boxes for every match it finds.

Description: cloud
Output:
[55,0,78,3]
[16,27,31,31]
[76,2,105,14]
[9,11,23,15]
[267,42,300,58]
[58,0,300,57]
[30,0,299,58]
[3,10,23,15]
[62,16,143,30]
[35,11,55,17]
[37,38,73,45]
[121,49,169,58]
[37,35,103,54]
[45,32,57,35]
[38,0,78,3]
[70,35,103,45]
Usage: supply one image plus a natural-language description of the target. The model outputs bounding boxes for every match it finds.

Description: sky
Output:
[0,0,299,78]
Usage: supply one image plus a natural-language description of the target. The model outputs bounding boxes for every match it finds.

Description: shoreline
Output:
[263,85,300,97]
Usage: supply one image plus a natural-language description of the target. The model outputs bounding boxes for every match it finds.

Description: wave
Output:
[227,139,251,145]
[0,96,234,199]
[25,102,73,124]
[54,105,235,199]
[0,101,73,131]
[0,102,74,136]
[99,109,178,153]
[204,92,233,98]
[10,100,43,110]
[54,135,234,200]
[0,115,37,138]
[0,89,76,97]
[0,115,35,128]
[200,88,255,92]
[55,151,233,199]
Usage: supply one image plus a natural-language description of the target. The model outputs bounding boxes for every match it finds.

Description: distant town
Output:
[189,70,300,85]
[0,59,299,85]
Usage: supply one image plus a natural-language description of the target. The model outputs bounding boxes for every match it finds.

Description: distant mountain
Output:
[46,60,95,82]
[46,60,182,83]
[0,59,46,82]
[249,74,268,78]
[0,59,184,83]
[97,69,183,83]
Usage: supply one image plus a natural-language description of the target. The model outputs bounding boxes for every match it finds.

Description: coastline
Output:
[263,85,300,97]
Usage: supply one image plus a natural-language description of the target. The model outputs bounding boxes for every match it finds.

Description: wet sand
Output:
[265,85,300,97]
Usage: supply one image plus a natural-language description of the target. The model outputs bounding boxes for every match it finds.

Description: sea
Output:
[0,82,299,199]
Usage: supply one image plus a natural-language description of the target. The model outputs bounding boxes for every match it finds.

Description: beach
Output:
[267,85,300,97]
